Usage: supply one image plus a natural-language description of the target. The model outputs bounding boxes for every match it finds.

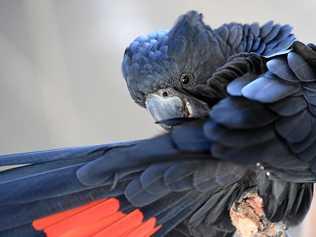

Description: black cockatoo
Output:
[0,10,315,237]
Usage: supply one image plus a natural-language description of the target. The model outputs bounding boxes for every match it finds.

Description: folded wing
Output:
[0,123,246,237]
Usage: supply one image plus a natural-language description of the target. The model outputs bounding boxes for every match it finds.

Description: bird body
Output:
[0,11,315,237]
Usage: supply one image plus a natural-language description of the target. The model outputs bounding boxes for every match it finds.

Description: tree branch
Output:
[230,192,287,237]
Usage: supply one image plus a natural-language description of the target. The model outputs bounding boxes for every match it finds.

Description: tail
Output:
[0,123,246,237]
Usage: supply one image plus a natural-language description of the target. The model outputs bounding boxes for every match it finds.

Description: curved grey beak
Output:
[145,88,209,128]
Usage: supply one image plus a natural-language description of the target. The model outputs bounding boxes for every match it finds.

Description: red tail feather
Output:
[32,198,161,237]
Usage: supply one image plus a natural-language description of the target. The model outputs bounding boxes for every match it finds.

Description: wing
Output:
[204,41,316,225]
[214,20,295,58]
[0,123,246,237]
[206,41,316,181]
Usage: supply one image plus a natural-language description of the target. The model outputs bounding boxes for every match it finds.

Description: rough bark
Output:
[230,192,287,237]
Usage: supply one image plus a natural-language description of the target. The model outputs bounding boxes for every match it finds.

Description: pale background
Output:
[0,0,315,236]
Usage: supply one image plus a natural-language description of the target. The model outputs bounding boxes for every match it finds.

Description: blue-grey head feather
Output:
[122,29,172,105]
[122,11,226,106]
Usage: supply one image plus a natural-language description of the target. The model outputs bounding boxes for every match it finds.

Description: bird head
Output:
[122,11,295,128]
[122,11,227,128]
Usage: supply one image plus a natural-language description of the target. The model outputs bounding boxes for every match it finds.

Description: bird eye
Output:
[180,73,193,85]
[162,91,168,97]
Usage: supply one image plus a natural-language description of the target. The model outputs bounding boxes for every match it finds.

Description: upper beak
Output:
[145,88,209,128]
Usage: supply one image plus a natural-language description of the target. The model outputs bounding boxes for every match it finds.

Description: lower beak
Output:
[145,88,209,128]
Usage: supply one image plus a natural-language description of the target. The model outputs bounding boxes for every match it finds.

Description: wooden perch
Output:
[230,192,287,237]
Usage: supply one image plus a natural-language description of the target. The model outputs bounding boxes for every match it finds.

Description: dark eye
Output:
[162,91,168,97]
[180,73,194,85]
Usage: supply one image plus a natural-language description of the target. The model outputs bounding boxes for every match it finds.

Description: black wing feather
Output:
[206,42,316,182]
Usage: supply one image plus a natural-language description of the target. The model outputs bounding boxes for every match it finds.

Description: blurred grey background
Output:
[0,0,315,236]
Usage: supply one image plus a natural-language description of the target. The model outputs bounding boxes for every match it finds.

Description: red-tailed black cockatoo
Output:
[0,10,315,237]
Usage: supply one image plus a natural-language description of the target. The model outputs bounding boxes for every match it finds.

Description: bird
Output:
[0,10,315,237]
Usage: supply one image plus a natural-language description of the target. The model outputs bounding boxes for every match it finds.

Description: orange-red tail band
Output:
[32,198,161,237]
